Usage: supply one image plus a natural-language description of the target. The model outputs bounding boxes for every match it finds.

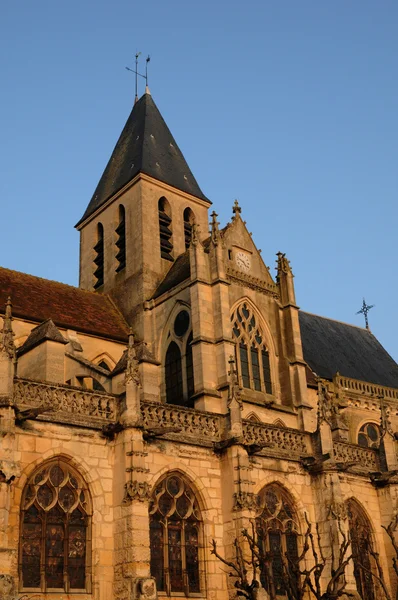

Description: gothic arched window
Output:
[19,459,91,593]
[93,223,104,288]
[149,473,202,596]
[183,207,195,249]
[159,197,173,261]
[357,423,380,449]
[164,310,195,407]
[347,500,376,600]
[256,484,299,598]
[232,303,272,394]
[115,204,126,272]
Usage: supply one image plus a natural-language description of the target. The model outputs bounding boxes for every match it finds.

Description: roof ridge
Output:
[300,310,370,333]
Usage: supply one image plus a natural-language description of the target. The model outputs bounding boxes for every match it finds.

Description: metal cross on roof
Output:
[356,298,374,331]
[126,53,151,102]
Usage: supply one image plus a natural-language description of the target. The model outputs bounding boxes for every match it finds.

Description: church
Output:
[0,86,397,600]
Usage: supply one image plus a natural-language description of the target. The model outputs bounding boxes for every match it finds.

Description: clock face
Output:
[235,251,251,272]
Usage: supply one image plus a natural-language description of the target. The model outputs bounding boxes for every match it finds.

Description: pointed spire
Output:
[232,199,241,218]
[145,85,151,95]
[210,211,220,246]
[125,329,141,387]
[0,297,16,361]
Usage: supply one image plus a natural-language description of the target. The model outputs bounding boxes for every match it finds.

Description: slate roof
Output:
[18,319,68,356]
[152,251,191,299]
[77,92,209,226]
[299,311,398,388]
[0,267,129,342]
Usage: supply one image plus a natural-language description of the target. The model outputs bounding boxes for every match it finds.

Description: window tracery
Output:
[256,484,299,597]
[357,423,380,449]
[19,459,91,593]
[347,500,375,600]
[149,473,202,596]
[231,303,272,394]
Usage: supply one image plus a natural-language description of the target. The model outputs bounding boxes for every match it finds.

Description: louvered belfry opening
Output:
[115,205,126,272]
[158,197,173,261]
[93,223,104,289]
[183,207,195,249]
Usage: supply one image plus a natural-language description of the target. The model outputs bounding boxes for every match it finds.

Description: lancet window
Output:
[115,204,126,272]
[232,303,272,394]
[164,310,195,407]
[19,459,91,593]
[256,484,299,597]
[149,473,202,597]
[183,207,195,249]
[357,422,380,449]
[159,197,173,261]
[93,223,104,288]
[347,500,375,600]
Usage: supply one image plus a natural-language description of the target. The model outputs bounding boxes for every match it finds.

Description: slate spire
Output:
[77,92,209,226]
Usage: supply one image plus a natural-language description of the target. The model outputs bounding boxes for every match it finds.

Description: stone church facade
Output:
[0,89,397,600]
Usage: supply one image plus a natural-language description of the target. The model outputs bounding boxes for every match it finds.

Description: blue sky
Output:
[1,1,397,360]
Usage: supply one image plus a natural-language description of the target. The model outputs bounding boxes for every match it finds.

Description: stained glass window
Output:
[358,423,380,449]
[149,473,202,596]
[347,500,376,600]
[20,459,91,593]
[256,484,299,598]
[232,303,273,395]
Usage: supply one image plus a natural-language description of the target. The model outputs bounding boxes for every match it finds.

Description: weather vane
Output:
[356,298,374,331]
[126,53,151,102]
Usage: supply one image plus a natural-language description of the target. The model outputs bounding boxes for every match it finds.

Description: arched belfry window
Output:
[164,310,195,407]
[159,197,173,261]
[149,473,202,596]
[19,459,91,593]
[347,500,376,600]
[115,204,126,272]
[256,484,299,597]
[183,207,195,249]
[93,223,104,288]
[231,303,272,394]
[357,423,380,448]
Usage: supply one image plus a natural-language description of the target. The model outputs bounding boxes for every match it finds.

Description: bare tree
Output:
[211,515,356,600]
[382,512,398,579]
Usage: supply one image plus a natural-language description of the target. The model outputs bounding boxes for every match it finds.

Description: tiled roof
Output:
[152,252,191,299]
[77,92,209,226]
[299,311,398,388]
[0,267,129,342]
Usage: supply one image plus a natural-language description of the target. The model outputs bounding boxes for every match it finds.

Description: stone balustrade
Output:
[140,401,223,441]
[333,441,379,471]
[335,374,398,401]
[13,377,117,423]
[242,420,310,456]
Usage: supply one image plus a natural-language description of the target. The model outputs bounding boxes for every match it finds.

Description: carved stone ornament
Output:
[125,330,141,387]
[276,251,292,280]
[228,355,242,409]
[233,491,258,512]
[0,298,16,361]
[190,222,200,247]
[0,460,20,484]
[0,574,15,599]
[124,480,151,503]
[136,576,157,600]
[210,211,221,246]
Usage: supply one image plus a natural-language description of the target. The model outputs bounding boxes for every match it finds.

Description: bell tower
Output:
[76,90,211,326]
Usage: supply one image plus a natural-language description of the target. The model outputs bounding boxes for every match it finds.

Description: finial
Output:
[356,298,374,331]
[126,52,151,102]
[228,355,242,408]
[0,297,16,360]
[232,199,241,216]
[210,211,220,246]
[125,328,141,387]
[276,251,292,282]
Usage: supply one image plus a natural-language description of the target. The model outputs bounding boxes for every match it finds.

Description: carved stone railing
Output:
[335,374,398,401]
[333,441,379,471]
[242,420,310,457]
[141,401,223,442]
[13,377,117,423]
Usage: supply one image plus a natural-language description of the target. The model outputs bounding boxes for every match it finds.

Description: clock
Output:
[235,251,251,272]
